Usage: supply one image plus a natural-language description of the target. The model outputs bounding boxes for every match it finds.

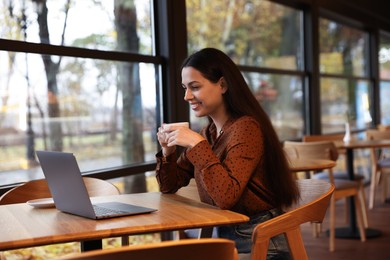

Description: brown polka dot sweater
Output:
[155,116,274,217]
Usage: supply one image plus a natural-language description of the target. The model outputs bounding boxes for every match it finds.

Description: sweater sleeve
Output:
[155,150,193,193]
[186,118,263,209]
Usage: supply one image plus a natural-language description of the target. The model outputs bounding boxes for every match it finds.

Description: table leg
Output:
[160,231,175,240]
[80,239,102,252]
[334,148,382,239]
[199,227,213,238]
[346,149,357,234]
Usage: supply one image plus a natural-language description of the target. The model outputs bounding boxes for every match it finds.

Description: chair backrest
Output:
[302,134,344,142]
[284,141,339,161]
[366,129,390,141]
[366,129,390,162]
[303,134,347,158]
[283,146,299,161]
[59,238,238,260]
[251,179,334,260]
[377,124,390,131]
[0,177,119,205]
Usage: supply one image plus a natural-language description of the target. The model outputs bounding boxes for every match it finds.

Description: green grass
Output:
[0,131,156,172]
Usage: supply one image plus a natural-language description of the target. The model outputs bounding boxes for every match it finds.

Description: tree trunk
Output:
[36,0,63,151]
[114,0,146,193]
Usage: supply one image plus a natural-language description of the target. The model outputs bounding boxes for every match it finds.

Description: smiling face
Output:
[181,67,227,120]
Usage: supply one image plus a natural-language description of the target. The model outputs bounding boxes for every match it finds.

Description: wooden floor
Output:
[301,185,390,259]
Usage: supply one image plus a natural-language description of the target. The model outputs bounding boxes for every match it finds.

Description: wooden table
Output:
[334,139,390,239]
[289,158,336,173]
[0,192,249,251]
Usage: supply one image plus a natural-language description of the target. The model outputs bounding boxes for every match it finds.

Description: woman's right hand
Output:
[157,126,176,157]
[157,123,204,156]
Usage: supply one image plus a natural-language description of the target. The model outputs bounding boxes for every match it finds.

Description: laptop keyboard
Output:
[93,205,128,216]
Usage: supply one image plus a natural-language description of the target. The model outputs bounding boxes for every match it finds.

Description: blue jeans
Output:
[217,208,291,259]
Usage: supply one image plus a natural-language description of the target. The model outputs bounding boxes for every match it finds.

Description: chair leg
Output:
[316,223,322,236]
[381,170,388,204]
[386,172,389,200]
[311,223,317,237]
[311,222,321,238]
[386,172,390,201]
[354,195,366,242]
[369,167,378,209]
[285,228,309,260]
[344,198,349,224]
[329,196,336,252]
[358,181,369,228]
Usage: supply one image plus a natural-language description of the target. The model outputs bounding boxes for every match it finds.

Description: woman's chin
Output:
[193,111,206,117]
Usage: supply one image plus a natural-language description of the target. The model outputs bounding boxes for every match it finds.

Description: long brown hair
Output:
[181,48,299,207]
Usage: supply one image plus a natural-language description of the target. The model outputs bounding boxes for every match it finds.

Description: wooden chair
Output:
[283,146,299,160]
[366,129,390,209]
[302,134,366,181]
[283,141,366,251]
[283,146,300,179]
[252,179,334,260]
[302,134,368,225]
[302,133,345,142]
[0,177,120,205]
[58,238,238,260]
[377,124,390,131]
[303,133,346,153]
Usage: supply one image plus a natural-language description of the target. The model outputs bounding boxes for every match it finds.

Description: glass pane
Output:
[379,36,390,80]
[319,18,368,77]
[0,51,158,185]
[186,0,303,70]
[380,81,390,124]
[320,77,372,133]
[0,0,153,55]
[245,73,303,140]
[190,73,304,141]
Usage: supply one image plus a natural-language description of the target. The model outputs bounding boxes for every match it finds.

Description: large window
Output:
[185,0,304,140]
[0,0,159,188]
[1,0,390,194]
[319,18,372,133]
[379,34,390,124]
[1,1,153,54]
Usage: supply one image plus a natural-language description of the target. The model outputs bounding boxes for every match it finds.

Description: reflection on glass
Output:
[380,81,390,124]
[320,78,372,133]
[0,51,158,185]
[379,36,390,80]
[190,73,303,141]
[245,73,303,140]
[186,0,303,70]
[319,18,368,77]
[0,0,153,54]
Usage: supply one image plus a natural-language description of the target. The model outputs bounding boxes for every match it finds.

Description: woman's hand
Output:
[157,125,175,156]
[157,123,205,156]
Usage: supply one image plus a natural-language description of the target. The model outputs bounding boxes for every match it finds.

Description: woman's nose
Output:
[184,89,193,101]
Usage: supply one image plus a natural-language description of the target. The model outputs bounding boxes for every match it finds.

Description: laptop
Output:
[36,150,157,220]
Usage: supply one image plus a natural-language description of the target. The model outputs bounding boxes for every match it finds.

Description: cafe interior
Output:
[1,0,390,259]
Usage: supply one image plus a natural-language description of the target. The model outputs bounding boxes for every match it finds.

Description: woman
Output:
[155,48,299,259]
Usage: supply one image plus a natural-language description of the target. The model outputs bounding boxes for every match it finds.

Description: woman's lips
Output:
[190,102,201,110]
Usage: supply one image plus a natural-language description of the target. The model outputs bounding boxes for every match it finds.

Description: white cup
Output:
[162,122,189,132]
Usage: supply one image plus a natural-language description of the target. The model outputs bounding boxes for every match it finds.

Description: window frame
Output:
[317,10,377,134]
